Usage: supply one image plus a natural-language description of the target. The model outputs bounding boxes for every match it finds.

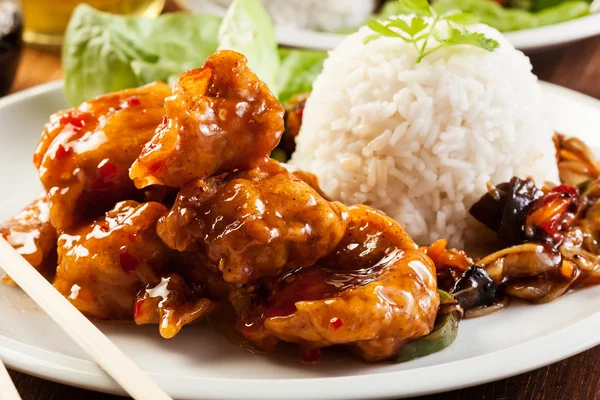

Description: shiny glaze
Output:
[34,82,171,231]
[52,200,174,319]
[290,168,331,200]
[0,193,56,277]
[242,205,440,361]
[2,56,442,361]
[157,159,349,284]
[134,274,217,339]
[130,50,285,189]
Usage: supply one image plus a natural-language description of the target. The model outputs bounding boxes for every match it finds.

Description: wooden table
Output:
[6,33,600,400]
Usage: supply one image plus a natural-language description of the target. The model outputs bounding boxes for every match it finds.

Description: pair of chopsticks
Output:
[0,356,21,400]
[0,238,173,400]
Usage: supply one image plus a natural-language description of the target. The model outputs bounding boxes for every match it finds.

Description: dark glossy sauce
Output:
[242,248,400,333]
[0,2,22,96]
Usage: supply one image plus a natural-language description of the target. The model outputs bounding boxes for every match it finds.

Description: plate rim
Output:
[174,0,600,51]
[1,80,600,399]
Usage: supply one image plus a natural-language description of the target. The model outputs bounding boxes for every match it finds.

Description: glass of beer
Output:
[21,0,166,48]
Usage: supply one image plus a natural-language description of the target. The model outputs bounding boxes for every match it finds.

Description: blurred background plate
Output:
[2,80,600,399]
[176,0,600,51]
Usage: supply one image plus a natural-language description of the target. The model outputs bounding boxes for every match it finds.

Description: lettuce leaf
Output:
[63,4,221,105]
[379,0,590,32]
[277,49,328,104]
[218,0,279,91]
[63,1,326,106]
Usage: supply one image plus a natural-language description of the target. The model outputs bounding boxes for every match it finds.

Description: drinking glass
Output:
[21,0,165,48]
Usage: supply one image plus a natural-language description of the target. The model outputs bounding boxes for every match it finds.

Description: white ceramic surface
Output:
[1,81,600,399]
[177,0,600,51]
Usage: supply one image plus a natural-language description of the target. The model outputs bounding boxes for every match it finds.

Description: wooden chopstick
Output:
[0,357,22,400]
[0,238,172,400]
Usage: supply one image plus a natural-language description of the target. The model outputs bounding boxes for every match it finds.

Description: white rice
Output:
[291,18,559,247]
[213,0,377,31]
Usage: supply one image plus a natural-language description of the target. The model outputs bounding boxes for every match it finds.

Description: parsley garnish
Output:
[365,0,499,63]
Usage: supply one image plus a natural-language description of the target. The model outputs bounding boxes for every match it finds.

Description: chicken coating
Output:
[157,159,350,284]
[34,82,172,231]
[53,201,175,320]
[288,167,331,200]
[130,50,285,189]
[134,273,218,338]
[242,205,440,361]
[0,193,57,278]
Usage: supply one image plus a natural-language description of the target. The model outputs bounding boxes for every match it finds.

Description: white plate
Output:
[1,81,600,399]
[177,0,600,51]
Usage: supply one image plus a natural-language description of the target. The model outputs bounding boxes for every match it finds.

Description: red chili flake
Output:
[119,246,139,274]
[330,317,343,330]
[99,224,109,233]
[126,97,141,107]
[60,112,86,129]
[300,347,321,364]
[97,159,119,180]
[54,144,72,160]
[133,298,145,319]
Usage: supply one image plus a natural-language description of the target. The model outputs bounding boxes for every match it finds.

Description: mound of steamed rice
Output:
[213,0,377,31]
[291,17,559,247]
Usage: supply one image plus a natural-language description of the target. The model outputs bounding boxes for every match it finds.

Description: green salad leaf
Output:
[217,0,279,91]
[63,4,221,105]
[433,0,590,32]
[380,0,591,32]
[63,0,326,106]
[276,49,328,105]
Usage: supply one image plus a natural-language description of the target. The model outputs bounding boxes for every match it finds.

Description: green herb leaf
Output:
[386,18,412,34]
[447,26,462,39]
[443,31,499,51]
[408,16,429,36]
[364,33,382,44]
[366,20,402,37]
[364,1,499,64]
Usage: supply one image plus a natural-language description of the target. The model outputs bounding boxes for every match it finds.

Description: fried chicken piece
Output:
[157,159,349,284]
[242,205,440,361]
[0,193,57,279]
[34,82,172,231]
[134,273,217,338]
[52,201,175,320]
[130,50,285,189]
[288,168,331,200]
